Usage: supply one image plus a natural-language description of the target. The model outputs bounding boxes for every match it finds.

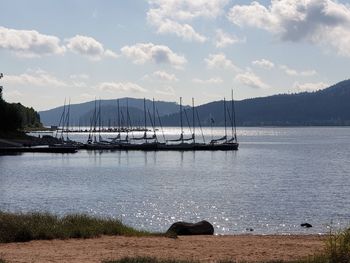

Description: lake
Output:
[1,127,350,235]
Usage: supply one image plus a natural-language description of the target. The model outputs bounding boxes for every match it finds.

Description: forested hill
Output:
[0,89,42,133]
[160,79,350,126]
[39,98,187,126]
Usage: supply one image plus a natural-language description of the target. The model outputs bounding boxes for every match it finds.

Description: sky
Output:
[1,0,350,110]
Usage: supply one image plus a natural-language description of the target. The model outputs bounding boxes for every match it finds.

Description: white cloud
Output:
[293,81,329,92]
[3,70,91,89]
[152,71,178,81]
[227,0,350,56]
[97,82,147,93]
[280,65,317,76]
[205,53,240,71]
[149,15,207,42]
[3,90,24,101]
[71,81,88,88]
[147,0,229,42]
[0,27,119,60]
[0,26,65,57]
[79,93,97,102]
[215,29,241,48]
[121,43,187,68]
[228,2,278,32]
[155,86,176,96]
[3,70,67,87]
[192,77,223,84]
[66,35,118,60]
[69,74,90,80]
[148,0,229,21]
[280,65,298,76]
[104,49,119,59]
[235,71,270,89]
[252,59,275,69]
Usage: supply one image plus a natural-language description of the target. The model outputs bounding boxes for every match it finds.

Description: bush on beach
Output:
[0,211,150,243]
[325,227,350,263]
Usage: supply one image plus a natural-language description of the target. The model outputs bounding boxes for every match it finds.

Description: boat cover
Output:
[210,135,227,144]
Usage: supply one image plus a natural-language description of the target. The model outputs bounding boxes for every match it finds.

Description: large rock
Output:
[301,223,312,228]
[166,220,214,235]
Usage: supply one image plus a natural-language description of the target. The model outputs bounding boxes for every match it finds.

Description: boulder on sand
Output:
[166,220,214,236]
[301,223,312,228]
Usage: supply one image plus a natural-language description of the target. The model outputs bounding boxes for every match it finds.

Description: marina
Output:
[13,94,239,153]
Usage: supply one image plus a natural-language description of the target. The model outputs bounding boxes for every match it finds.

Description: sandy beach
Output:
[0,235,325,263]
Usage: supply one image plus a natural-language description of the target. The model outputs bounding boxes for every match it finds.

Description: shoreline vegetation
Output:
[0,89,43,144]
[0,211,152,243]
[0,212,349,263]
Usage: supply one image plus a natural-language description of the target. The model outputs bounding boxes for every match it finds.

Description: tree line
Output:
[0,88,42,132]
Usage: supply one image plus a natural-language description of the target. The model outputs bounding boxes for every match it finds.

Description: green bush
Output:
[0,100,22,132]
[0,211,150,243]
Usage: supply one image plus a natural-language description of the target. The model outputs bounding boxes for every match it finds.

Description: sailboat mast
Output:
[66,99,71,141]
[117,99,120,135]
[98,99,101,141]
[126,98,129,142]
[153,98,157,140]
[156,109,166,142]
[224,98,227,142]
[93,99,97,143]
[57,98,66,139]
[192,98,195,143]
[143,98,147,142]
[180,97,183,143]
[143,98,147,131]
[232,89,237,142]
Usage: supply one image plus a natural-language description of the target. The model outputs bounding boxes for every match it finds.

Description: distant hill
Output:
[39,80,350,127]
[160,79,350,126]
[39,98,187,126]
[79,105,146,128]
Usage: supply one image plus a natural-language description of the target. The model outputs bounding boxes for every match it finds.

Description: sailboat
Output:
[198,90,238,150]
[123,98,165,150]
[165,97,196,150]
[50,98,80,150]
[85,99,115,150]
[108,99,122,144]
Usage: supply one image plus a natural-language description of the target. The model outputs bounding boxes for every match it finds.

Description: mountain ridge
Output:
[39,80,350,127]
[39,98,189,126]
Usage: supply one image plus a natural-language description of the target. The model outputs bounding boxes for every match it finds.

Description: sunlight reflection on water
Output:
[1,127,350,235]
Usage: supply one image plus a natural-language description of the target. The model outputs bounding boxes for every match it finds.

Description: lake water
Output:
[1,127,350,235]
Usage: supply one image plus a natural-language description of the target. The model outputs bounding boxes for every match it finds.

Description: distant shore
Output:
[0,132,60,148]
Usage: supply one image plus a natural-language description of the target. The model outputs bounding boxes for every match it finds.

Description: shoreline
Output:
[0,234,325,263]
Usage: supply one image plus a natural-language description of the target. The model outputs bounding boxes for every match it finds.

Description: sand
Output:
[0,235,325,263]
